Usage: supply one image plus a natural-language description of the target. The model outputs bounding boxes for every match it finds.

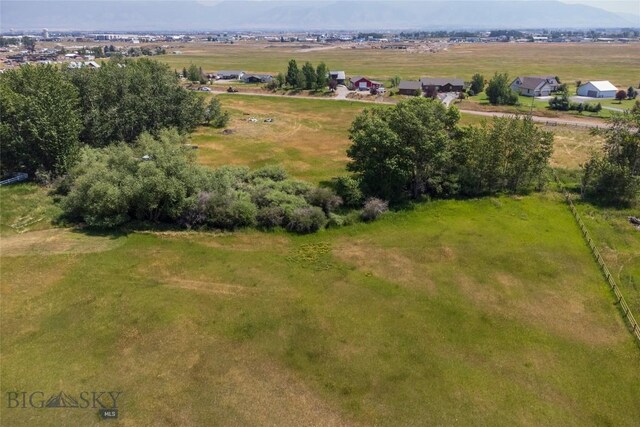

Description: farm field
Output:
[157,42,640,89]
[2,85,640,425]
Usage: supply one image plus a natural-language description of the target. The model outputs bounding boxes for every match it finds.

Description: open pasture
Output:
[160,42,640,89]
[2,182,640,426]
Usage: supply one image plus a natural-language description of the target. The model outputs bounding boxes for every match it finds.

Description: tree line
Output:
[267,59,331,91]
[1,58,228,178]
[347,98,553,202]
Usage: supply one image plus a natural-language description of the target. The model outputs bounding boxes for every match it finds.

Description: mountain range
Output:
[2,1,639,32]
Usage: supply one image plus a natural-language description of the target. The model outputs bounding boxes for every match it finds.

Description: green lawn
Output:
[462,91,636,119]
[2,184,640,426]
[0,183,61,237]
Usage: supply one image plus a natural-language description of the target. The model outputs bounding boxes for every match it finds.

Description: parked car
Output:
[227,86,238,93]
[198,86,212,92]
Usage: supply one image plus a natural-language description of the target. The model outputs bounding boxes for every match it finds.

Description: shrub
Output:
[274,179,312,196]
[256,206,286,228]
[305,187,342,214]
[332,175,363,207]
[204,191,257,230]
[582,155,638,206]
[179,192,210,228]
[326,213,345,228]
[248,165,288,182]
[361,198,389,221]
[286,206,327,233]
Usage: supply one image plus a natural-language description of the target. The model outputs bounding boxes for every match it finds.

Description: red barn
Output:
[350,76,383,91]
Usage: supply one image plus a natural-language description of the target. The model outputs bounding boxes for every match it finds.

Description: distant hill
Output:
[1,1,638,32]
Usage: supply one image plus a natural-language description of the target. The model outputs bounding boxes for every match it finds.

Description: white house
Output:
[510,76,559,97]
[577,81,618,98]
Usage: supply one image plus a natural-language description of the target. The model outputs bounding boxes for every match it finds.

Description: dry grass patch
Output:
[456,272,625,346]
[333,239,450,293]
[0,228,125,257]
[548,126,604,170]
[114,319,353,426]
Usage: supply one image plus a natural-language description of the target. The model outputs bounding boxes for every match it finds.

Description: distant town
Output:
[1,27,639,69]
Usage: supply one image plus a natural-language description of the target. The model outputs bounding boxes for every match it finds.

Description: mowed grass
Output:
[159,42,640,89]
[2,187,640,426]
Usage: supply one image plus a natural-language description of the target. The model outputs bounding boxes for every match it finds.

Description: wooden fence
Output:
[554,172,640,345]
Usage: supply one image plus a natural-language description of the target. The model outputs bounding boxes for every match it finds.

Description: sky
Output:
[5,0,638,15]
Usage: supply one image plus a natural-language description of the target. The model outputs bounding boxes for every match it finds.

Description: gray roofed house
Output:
[398,80,423,96]
[510,76,552,97]
[242,73,273,83]
[216,70,245,80]
[419,77,465,92]
[531,75,561,91]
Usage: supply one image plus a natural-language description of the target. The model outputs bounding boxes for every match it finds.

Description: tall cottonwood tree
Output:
[0,64,82,176]
[67,58,205,147]
[347,98,460,201]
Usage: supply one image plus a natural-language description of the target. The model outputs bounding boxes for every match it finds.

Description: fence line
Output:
[553,172,640,345]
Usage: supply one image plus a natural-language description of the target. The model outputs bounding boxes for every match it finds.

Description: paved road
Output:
[210,89,610,128]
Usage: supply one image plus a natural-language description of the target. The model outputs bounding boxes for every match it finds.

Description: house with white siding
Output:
[510,76,557,97]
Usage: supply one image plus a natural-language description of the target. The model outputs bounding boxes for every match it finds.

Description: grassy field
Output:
[158,42,640,89]
[194,94,599,182]
[2,90,639,425]
[2,183,640,426]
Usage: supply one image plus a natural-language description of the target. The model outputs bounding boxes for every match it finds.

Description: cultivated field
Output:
[2,51,640,425]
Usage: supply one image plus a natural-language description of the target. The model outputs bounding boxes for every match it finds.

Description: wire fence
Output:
[553,172,640,345]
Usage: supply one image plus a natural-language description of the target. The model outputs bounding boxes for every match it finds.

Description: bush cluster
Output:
[57,130,374,233]
[581,106,640,206]
[549,95,602,113]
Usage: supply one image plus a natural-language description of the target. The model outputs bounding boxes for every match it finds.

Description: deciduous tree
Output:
[485,72,518,105]
[0,64,82,176]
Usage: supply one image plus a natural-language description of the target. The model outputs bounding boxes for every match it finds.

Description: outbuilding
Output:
[577,81,618,98]
[350,76,383,91]
[329,71,346,85]
[216,70,245,80]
